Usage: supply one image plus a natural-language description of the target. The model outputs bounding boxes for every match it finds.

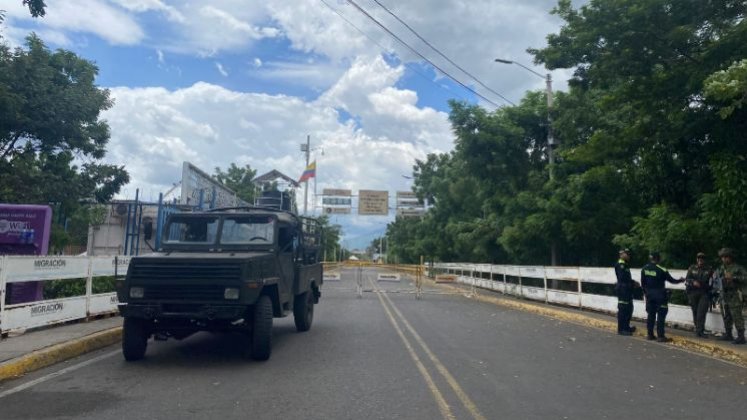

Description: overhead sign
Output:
[323,189,352,197]
[325,207,351,214]
[322,197,352,206]
[396,208,425,218]
[358,190,389,215]
[396,191,424,218]
[181,162,238,209]
[396,191,420,205]
[323,188,352,214]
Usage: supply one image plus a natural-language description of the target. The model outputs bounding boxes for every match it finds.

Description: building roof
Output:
[253,170,300,188]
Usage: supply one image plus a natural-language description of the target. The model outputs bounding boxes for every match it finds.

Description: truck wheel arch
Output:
[260,284,282,317]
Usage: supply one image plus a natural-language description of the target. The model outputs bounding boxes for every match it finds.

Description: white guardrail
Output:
[0,256,130,335]
[432,263,727,334]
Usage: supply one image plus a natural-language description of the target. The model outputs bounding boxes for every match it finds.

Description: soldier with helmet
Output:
[716,248,746,344]
[685,252,713,337]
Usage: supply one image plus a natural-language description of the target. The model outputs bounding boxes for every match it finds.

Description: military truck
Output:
[115,206,323,361]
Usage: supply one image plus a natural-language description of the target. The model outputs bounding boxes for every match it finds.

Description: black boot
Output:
[719,332,734,341]
[733,329,746,345]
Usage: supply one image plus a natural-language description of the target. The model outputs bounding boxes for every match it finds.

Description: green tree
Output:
[529,0,747,263]
[214,163,258,204]
[23,0,46,17]
[314,215,342,262]
[0,34,129,213]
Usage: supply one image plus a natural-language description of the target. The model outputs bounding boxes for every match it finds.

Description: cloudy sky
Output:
[2,0,575,248]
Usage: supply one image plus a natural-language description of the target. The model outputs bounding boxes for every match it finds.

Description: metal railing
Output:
[0,256,126,336]
[432,262,727,334]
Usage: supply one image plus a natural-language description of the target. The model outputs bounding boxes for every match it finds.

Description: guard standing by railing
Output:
[615,249,637,336]
[641,251,684,342]
[685,252,713,337]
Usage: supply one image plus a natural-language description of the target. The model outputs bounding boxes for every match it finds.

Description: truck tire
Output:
[293,291,314,332]
[122,318,148,361]
[251,295,273,361]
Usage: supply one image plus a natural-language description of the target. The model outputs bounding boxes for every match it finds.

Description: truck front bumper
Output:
[120,303,246,320]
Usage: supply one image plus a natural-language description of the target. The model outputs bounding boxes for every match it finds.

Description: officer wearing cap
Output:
[686,252,713,337]
[614,249,638,335]
[716,248,746,344]
[641,251,684,342]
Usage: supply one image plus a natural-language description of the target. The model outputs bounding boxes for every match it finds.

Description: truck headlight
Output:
[224,287,240,300]
[129,287,144,299]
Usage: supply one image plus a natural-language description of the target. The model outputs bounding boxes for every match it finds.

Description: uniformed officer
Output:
[716,248,746,345]
[641,251,684,342]
[615,249,638,335]
[685,252,713,337]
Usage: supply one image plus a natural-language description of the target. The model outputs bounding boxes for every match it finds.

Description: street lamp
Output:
[496,58,559,266]
[494,58,556,180]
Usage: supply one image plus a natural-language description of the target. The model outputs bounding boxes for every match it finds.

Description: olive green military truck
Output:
[115,207,323,361]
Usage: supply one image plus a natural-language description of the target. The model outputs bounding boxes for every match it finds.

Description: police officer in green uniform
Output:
[615,249,638,335]
[716,248,746,344]
[686,252,713,337]
[641,252,684,342]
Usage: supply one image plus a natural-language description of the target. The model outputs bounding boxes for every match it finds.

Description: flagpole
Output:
[303,134,310,215]
[313,160,317,216]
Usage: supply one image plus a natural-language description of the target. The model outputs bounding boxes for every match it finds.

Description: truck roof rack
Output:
[205,206,292,214]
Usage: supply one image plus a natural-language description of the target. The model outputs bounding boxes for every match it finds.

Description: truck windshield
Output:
[164,217,219,244]
[220,216,275,245]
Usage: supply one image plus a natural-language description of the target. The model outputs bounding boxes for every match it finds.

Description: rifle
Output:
[710,270,724,317]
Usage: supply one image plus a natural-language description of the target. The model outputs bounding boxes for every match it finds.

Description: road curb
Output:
[0,327,122,382]
[438,283,747,368]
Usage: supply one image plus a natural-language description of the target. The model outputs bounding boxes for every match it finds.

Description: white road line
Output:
[0,350,120,399]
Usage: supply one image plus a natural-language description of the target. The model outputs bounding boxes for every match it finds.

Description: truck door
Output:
[277,226,295,302]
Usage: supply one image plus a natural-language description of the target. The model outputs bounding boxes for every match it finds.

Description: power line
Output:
[344,0,511,108]
[317,0,472,104]
[369,0,514,106]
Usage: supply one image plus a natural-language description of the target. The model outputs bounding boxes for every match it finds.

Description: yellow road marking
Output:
[377,286,488,420]
[372,282,456,420]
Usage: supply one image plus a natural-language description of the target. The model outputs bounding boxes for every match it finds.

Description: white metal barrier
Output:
[0,255,129,335]
[432,263,727,334]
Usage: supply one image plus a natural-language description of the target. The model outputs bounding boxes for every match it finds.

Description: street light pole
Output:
[495,59,555,180]
[495,58,558,265]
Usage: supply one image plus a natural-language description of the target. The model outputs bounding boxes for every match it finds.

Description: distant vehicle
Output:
[116,205,323,361]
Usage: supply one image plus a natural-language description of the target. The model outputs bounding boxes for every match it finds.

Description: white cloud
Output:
[109,0,186,22]
[215,62,228,77]
[254,60,349,92]
[103,56,450,233]
[3,0,145,45]
[252,57,263,68]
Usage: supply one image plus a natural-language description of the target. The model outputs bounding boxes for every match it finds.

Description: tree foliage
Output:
[23,0,46,17]
[214,163,257,204]
[0,35,128,249]
[388,0,747,268]
[315,215,342,261]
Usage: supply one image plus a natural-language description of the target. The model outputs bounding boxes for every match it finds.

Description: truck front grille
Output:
[129,261,242,282]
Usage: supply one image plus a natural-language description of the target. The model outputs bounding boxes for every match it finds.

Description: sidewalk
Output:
[0,316,122,381]
[437,281,747,367]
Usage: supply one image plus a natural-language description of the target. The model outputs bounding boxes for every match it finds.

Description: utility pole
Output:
[495,58,558,265]
[301,135,310,215]
[545,73,555,181]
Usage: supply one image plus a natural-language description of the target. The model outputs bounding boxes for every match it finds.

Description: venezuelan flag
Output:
[299,161,316,183]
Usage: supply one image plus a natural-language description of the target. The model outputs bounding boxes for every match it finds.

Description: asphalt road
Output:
[1,267,746,419]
